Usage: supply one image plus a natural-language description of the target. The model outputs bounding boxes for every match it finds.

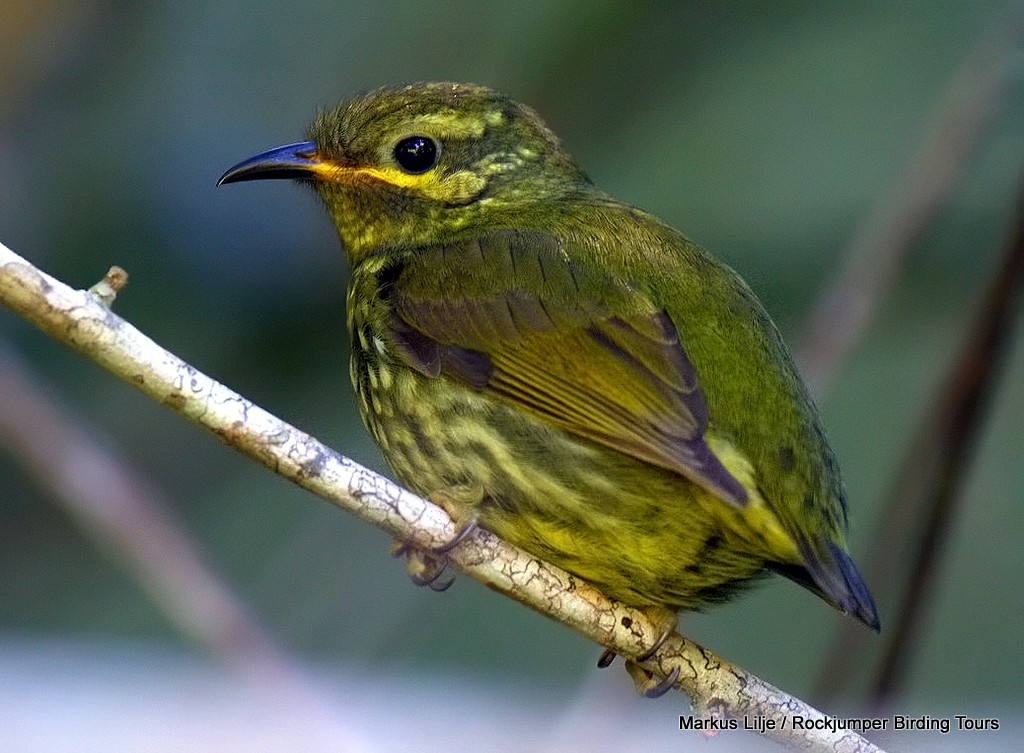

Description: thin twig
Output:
[814,176,1024,705]
[0,239,888,752]
[0,342,377,753]
[795,23,1017,397]
[867,175,1024,707]
[0,343,286,673]
[809,20,1022,703]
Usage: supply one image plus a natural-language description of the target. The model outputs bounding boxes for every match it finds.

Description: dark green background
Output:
[1,0,1021,737]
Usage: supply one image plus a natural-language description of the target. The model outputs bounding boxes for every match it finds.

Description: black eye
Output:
[393,135,439,174]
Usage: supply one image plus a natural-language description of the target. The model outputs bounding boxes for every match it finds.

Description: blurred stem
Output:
[0,341,285,674]
[795,22,1017,397]
[0,241,888,753]
[0,336,377,752]
[867,175,1024,708]
[814,175,1024,705]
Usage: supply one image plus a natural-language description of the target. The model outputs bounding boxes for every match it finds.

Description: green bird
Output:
[219,82,879,671]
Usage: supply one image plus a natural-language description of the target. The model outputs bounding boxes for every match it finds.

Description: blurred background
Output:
[1,1,1022,751]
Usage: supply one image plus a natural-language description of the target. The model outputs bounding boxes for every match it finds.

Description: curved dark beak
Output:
[217,141,321,186]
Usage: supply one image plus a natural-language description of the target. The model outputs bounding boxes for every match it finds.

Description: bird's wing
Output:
[378,228,748,507]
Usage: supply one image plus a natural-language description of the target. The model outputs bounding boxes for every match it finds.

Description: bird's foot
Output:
[390,541,456,591]
[596,606,679,697]
[391,485,481,592]
[626,660,681,698]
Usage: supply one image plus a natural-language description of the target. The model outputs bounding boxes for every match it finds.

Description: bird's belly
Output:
[355,359,767,610]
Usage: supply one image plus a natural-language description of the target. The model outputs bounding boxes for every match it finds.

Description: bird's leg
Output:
[596,605,676,666]
[635,613,675,662]
[597,605,680,697]
[627,661,682,698]
[392,483,482,592]
[391,537,454,590]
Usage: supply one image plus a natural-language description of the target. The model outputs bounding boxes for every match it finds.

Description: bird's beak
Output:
[217,140,324,186]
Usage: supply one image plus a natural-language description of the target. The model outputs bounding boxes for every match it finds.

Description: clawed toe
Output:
[635,626,671,663]
[598,612,679,698]
[596,620,672,670]
[391,517,476,593]
[643,664,680,698]
[430,516,477,554]
[625,658,680,698]
[408,560,455,591]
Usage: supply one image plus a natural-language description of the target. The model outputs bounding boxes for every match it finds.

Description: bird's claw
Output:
[643,664,681,698]
[624,658,680,698]
[430,516,477,554]
[596,617,673,669]
[598,611,678,697]
[391,516,478,592]
[635,626,671,663]
[407,553,455,591]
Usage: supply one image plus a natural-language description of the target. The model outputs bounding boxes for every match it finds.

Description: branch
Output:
[0,239,886,753]
[866,172,1024,706]
[794,23,1016,397]
[0,342,364,702]
[813,176,1024,702]
[0,341,293,667]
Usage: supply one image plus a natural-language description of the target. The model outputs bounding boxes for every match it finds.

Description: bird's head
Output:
[218,82,589,262]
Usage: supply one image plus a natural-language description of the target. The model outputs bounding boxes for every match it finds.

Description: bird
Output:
[218,82,879,690]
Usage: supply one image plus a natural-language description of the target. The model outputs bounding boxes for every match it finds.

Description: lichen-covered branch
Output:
[0,239,886,753]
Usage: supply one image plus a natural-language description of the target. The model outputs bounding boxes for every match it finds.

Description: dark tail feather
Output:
[770,540,880,632]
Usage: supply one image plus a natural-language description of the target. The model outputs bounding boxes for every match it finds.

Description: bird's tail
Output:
[770,538,880,631]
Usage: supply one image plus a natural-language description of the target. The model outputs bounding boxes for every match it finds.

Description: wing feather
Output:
[383,229,748,506]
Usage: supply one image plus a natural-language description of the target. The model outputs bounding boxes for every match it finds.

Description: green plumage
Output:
[219,82,879,631]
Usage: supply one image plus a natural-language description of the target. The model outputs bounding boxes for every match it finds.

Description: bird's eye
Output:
[392,135,439,174]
